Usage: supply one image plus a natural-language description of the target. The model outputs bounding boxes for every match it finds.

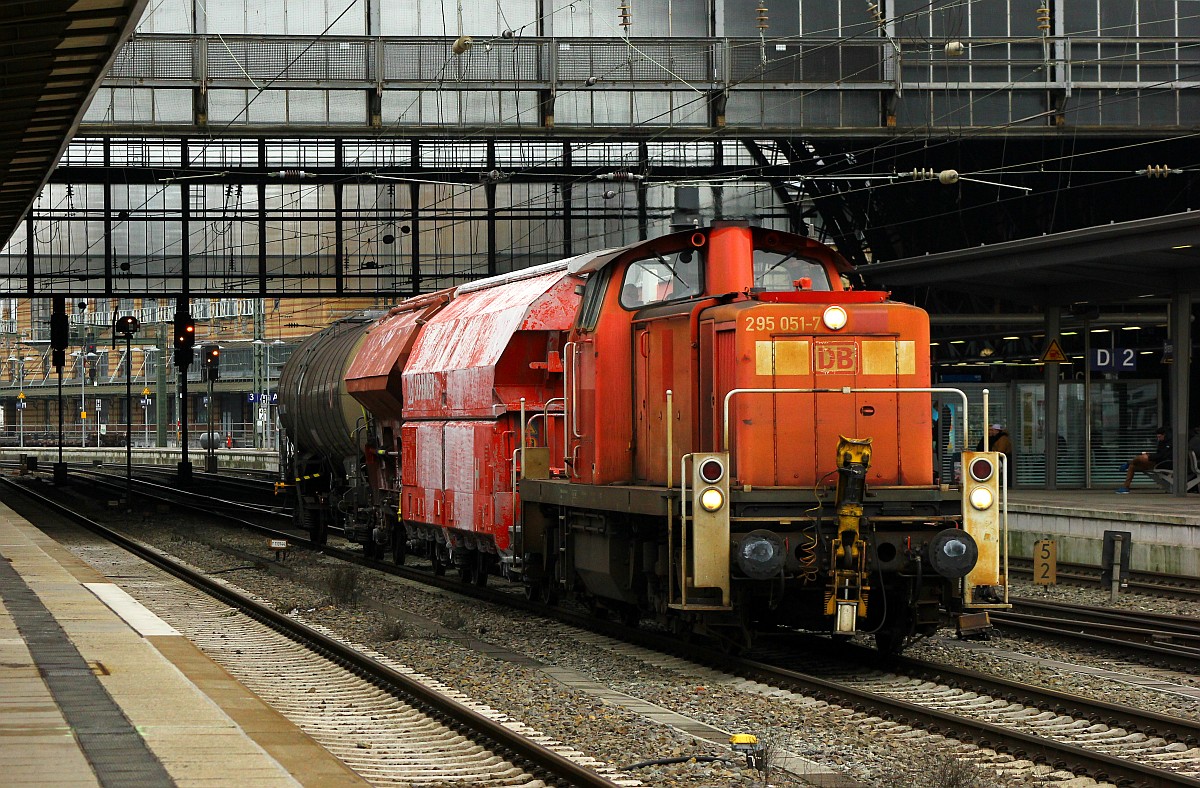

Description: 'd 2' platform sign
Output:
[1090,347,1136,372]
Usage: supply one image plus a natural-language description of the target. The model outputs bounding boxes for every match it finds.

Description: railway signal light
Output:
[202,344,220,381]
[173,314,195,368]
[51,297,68,369]
[174,315,196,349]
[962,451,1002,596]
[689,452,731,606]
[114,315,139,339]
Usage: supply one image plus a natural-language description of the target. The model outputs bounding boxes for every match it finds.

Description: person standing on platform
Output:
[976,423,1013,486]
[1116,426,1171,494]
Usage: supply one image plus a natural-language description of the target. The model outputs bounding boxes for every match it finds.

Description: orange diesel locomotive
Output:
[278,222,1008,651]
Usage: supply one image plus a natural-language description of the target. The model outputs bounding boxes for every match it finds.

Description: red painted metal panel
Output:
[407,421,444,526]
[404,271,582,419]
[345,295,448,421]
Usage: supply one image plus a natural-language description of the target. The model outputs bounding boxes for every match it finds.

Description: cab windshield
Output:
[753,250,832,291]
[619,247,703,309]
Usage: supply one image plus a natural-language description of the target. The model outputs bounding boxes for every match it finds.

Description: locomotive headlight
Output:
[736,529,786,580]
[699,487,725,512]
[968,487,994,510]
[822,305,848,330]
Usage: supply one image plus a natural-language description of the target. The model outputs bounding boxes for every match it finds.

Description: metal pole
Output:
[125,334,132,505]
[17,359,23,449]
[57,365,63,467]
[1171,292,1192,497]
[1044,309,1060,490]
[81,355,86,448]
[1083,318,1092,488]
[1109,534,1123,602]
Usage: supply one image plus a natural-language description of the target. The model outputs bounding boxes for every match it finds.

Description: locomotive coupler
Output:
[827,436,873,633]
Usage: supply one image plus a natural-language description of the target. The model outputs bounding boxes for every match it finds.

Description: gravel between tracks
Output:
[61,496,1188,787]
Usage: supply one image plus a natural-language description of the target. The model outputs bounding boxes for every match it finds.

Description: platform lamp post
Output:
[252,338,283,449]
[75,348,97,448]
[114,316,140,507]
[7,356,24,449]
[138,346,158,447]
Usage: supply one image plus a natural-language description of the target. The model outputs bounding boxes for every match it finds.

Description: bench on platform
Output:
[1149,450,1200,493]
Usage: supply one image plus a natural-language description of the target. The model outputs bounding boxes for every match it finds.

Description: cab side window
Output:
[619,248,703,309]
[577,266,612,331]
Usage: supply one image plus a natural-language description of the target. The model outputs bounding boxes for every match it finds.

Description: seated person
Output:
[1116,426,1171,494]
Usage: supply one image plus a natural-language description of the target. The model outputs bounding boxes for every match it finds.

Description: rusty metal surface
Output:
[404,271,581,418]
[345,296,448,421]
[518,478,673,516]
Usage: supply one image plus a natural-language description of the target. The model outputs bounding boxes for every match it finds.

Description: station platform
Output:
[0,502,365,786]
[1007,489,1200,577]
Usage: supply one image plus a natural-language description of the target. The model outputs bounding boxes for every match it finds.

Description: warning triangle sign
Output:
[1040,339,1068,363]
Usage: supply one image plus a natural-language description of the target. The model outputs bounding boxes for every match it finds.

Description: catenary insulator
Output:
[597,171,644,182]
[757,4,768,30]
[867,1,885,26]
[1036,7,1051,31]
[938,169,960,185]
[1139,164,1179,178]
[452,35,473,54]
[585,75,599,86]
[944,41,964,56]
[603,190,617,199]
[618,3,631,29]
[909,168,936,180]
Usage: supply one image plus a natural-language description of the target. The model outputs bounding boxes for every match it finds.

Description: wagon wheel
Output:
[298,499,326,547]
[473,553,490,587]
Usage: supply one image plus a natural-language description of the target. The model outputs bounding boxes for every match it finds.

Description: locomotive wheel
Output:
[524,579,557,605]
[874,628,907,655]
[618,604,640,628]
[472,554,489,587]
[458,559,475,584]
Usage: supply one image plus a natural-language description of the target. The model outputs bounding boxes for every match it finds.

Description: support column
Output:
[155,323,168,447]
[1171,291,1192,497]
[1044,308,1059,490]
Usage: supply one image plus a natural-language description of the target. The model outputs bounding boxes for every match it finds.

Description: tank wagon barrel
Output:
[276,223,1009,652]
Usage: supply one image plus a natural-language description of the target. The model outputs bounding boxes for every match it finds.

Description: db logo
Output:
[814,342,858,374]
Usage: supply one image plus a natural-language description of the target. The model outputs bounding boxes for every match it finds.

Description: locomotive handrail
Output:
[564,341,580,439]
[721,386,969,464]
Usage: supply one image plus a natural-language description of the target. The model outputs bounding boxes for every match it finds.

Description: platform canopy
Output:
[0,0,147,247]
[859,210,1200,305]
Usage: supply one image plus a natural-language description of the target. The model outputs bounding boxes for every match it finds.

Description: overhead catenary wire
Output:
[27,0,1200,288]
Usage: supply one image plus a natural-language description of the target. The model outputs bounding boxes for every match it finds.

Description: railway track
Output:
[1010,557,1200,602]
[22,467,1200,784]
[0,476,628,788]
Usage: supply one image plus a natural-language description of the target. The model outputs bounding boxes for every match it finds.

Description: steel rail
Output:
[0,477,622,788]
[22,468,1200,787]
[990,611,1200,669]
